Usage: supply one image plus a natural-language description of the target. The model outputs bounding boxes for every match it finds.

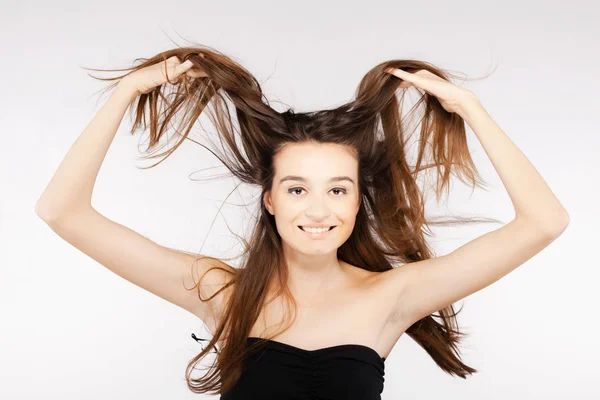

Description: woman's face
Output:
[263,141,361,256]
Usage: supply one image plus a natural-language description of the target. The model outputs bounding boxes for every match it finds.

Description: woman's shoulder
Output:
[340,261,383,287]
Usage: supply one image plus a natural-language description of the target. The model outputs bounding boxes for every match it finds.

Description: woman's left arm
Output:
[458,97,569,232]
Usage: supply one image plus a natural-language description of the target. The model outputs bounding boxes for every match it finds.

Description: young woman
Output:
[35,46,569,399]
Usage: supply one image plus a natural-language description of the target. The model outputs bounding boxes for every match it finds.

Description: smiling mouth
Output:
[298,226,336,232]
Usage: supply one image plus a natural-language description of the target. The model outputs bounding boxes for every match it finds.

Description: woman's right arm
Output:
[35,78,233,326]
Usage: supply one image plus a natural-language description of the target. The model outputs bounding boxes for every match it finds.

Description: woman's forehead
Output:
[274,142,358,170]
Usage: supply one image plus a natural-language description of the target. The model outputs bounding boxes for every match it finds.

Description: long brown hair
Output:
[86,44,501,395]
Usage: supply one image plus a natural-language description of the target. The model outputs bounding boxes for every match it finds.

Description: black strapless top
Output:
[220,337,386,400]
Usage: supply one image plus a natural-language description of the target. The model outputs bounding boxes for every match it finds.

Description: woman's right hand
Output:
[119,55,208,95]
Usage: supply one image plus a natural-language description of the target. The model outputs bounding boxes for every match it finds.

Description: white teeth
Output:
[301,226,331,233]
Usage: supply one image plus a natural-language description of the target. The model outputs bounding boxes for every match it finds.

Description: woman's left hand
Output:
[385,67,478,115]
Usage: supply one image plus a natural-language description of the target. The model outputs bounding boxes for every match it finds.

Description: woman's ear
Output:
[263,191,273,215]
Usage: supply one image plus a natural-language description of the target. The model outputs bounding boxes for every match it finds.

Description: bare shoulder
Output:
[342,261,398,307]
[341,261,397,289]
[341,262,413,354]
[341,261,379,283]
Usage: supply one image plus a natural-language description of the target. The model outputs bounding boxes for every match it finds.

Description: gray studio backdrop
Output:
[1,0,597,399]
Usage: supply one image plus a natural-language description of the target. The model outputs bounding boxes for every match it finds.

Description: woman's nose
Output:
[304,197,330,219]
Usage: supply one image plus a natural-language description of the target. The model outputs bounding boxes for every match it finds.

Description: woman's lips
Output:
[298,225,336,238]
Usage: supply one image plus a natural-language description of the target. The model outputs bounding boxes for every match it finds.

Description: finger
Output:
[176,59,194,75]
[416,70,445,82]
[386,68,414,80]
[390,68,435,93]
[386,68,416,85]
[171,60,195,82]
[386,68,415,88]
[186,69,209,78]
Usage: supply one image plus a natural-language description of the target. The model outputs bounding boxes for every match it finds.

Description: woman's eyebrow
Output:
[278,175,355,185]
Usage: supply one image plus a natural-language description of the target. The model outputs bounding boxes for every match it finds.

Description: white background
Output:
[2,0,598,399]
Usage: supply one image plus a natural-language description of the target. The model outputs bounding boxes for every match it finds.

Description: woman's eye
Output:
[288,188,346,196]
